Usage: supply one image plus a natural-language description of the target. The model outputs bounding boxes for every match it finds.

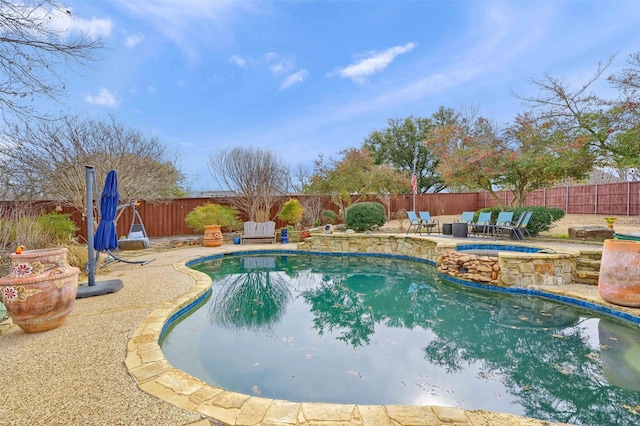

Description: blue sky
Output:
[51,0,640,191]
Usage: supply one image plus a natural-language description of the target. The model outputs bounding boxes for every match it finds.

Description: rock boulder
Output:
[568,226,614,240]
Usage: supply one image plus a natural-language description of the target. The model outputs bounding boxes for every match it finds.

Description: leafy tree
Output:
[501,114,594,206]
[426,114,506,205]
[0,0,104,122]
[306,148,409,219]
[363,111,457,193]
[426,111,594,207]
[208,146,289,221]
[0,115,185,212]
[518,53,640,177]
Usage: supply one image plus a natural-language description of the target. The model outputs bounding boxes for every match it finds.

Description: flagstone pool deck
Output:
[1,236,638,426]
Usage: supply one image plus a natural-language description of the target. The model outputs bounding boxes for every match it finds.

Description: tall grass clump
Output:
[0,206,80,276]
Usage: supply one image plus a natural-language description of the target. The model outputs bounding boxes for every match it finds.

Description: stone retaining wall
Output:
[436,251,500,285]
[299,233,600,289]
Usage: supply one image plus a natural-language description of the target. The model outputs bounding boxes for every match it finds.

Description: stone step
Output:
[576,258,601,269]
[574,269,599,285]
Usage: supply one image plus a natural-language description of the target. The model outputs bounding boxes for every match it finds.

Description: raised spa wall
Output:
[298,233,599,289]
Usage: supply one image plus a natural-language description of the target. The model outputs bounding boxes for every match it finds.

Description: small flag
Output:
[411,173,417,195]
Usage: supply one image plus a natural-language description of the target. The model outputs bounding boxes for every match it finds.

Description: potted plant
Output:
[185,204,241,247]
[604,217,618,228]
[277,199,305,243]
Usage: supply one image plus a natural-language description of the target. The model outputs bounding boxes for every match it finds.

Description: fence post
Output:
[565,185,569,213]
[595,183,598,215]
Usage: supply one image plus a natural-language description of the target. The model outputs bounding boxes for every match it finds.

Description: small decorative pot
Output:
[203,224,223,247]
[598,239,640,307]
[233,236,241,245]
[0,248,79,333]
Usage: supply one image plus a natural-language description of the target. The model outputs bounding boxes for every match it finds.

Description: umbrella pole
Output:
[86,166,97,287]
[78,166,123,298]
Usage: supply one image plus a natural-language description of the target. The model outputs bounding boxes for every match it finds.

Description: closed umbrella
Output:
[94,170,119,252]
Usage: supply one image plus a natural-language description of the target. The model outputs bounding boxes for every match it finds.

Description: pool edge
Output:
[126,246,640,426]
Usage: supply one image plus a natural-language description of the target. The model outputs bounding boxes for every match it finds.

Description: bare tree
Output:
[0,115,184,212]
[208,147,289,221]
[516,54,640,172]
[0,0,104,122]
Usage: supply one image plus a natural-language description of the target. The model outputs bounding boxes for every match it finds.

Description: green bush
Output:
[185,204,241,233]
[278,199,304,226]
[345,202,386,232]
[476,206,564,237]
[35,212,79,244]
[321,209,337,225]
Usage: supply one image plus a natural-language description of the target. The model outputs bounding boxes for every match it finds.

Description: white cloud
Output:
[85,88,119,107]
[111,0,261,61]
[229,55,248,68]
[329,42,417,83]
[280,70,308,90]
[125,33,145,48]
[147,86,156,94]
[266,52,294,76]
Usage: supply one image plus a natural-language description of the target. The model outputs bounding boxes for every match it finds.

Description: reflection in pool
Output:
[161,253,640,426]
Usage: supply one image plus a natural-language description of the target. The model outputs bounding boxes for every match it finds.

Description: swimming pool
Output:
[161,252,640,426]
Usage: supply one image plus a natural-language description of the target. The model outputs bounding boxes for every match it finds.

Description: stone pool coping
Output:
[125,239,640,426]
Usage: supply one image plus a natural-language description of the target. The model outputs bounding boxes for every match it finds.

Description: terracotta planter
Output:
[203,224,223,247]
[598,239,640,307]
[0,248,79,333]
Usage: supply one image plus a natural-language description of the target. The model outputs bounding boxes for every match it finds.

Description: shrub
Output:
[185,204,241,233]
[476,206,564,237]
[321,209,337,225]
[345,202,386,232]
[0,209,83,276]
[277,199,304,226]
[35,212,78,244]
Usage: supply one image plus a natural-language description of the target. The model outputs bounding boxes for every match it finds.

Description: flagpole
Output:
[412,144,418,213]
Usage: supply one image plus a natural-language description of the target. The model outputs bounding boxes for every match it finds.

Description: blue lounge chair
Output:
[498,211,533,240]
[456,211,475,224]
[487,211,514,238]
[418,211,440,234]
[406,211,422,234]
[470,212,492,236]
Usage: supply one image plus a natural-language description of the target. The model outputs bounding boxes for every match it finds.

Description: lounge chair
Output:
[406,211,422,234]
[418,211,440,234]
[470,212,492,236]
[455,211,475,224]
[241,221,277,244]
[486,211,514,238]
[497,211,533,240]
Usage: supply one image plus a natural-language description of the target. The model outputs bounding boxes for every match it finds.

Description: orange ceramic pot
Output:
[0,248,79,333]
[203,224,223,247]
[598,239,640,307]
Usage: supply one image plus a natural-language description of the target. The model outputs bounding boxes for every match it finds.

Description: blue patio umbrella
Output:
[94,170,120,252]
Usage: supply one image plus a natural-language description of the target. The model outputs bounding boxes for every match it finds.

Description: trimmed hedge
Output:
[476,206,564,237]
[345,202,386,232]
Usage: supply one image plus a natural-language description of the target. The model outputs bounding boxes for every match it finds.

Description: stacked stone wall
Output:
[299,234,599,289]
[436,250,500,285]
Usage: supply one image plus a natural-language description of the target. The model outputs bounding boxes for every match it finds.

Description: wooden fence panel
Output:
[3,181,639,239]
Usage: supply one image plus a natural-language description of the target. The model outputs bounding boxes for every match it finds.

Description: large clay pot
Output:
[203,224,223,247]
[0,248,79,333]
[598,239,640,307]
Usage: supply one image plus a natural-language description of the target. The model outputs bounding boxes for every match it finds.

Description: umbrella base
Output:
[76,280,123,298]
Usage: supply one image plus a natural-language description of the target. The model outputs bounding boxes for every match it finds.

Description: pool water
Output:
[161,253,640,426]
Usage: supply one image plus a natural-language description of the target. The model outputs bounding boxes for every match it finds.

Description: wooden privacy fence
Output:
[1,181,638,239]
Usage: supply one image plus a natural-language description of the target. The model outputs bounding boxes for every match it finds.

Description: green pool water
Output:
[161,253,640,426]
